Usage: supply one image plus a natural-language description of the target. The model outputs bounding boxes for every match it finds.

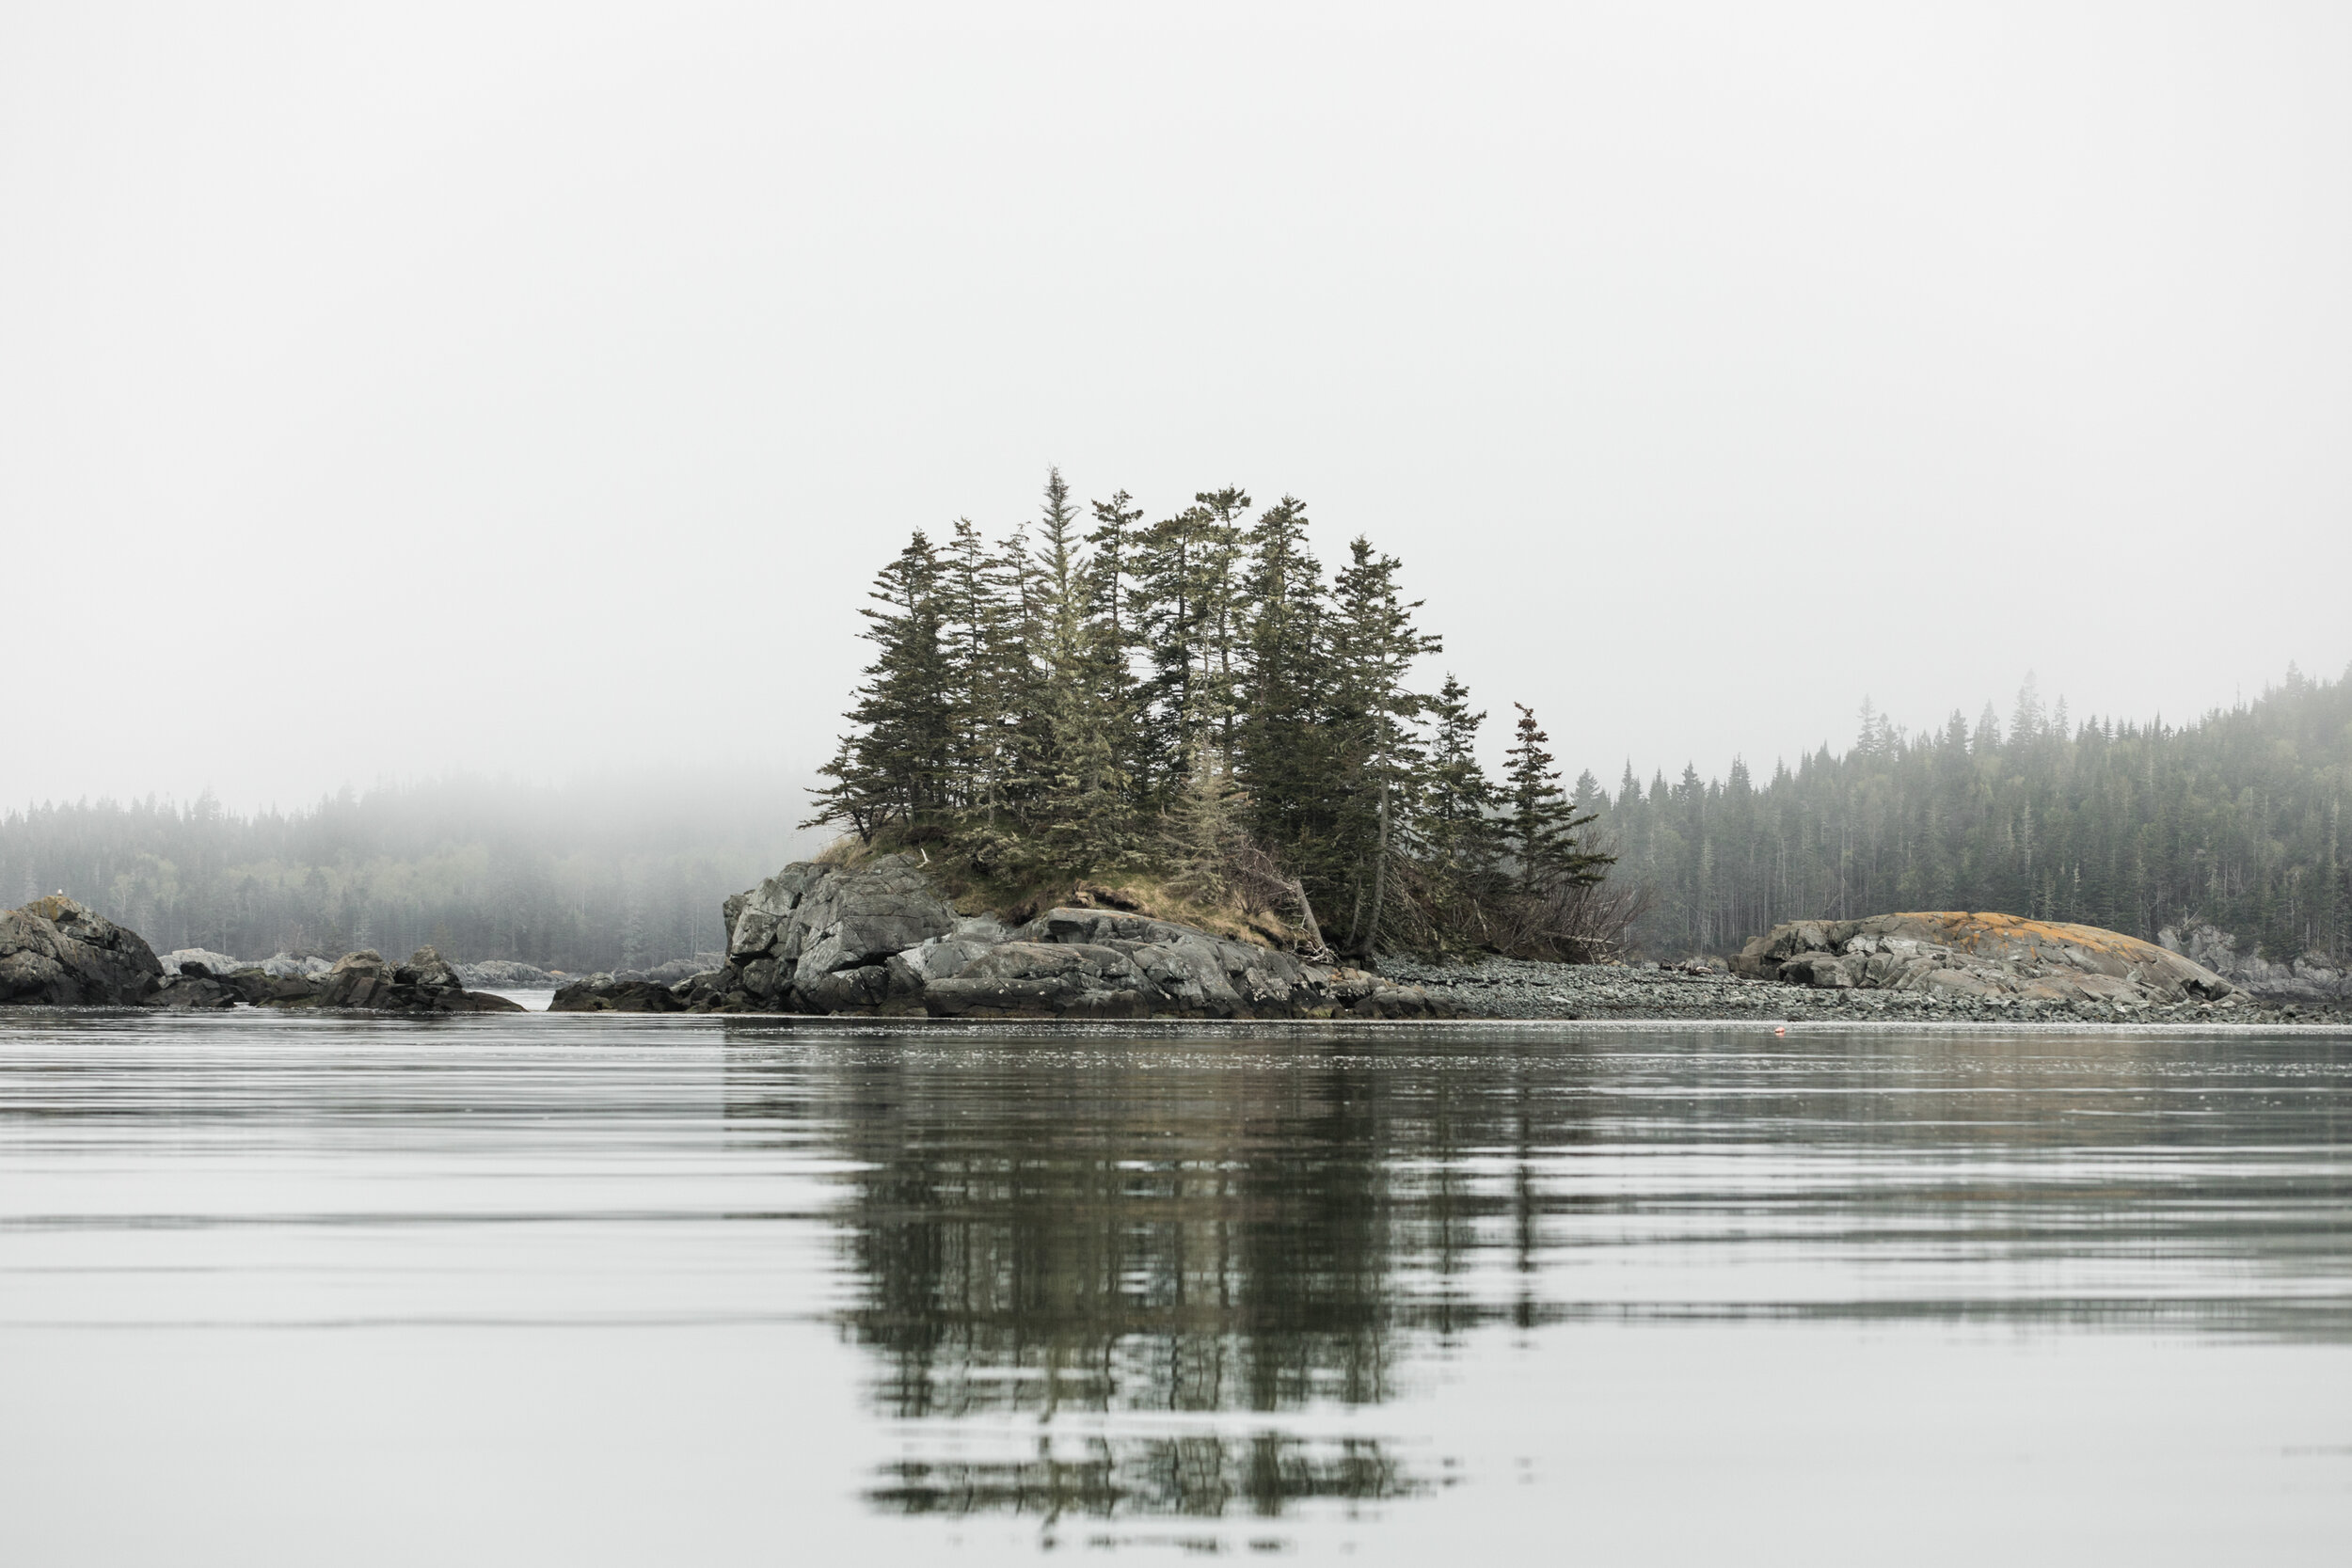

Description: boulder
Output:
[254,953,333,980]
[1735,912,2234,1008]
[0,895,166,1006]
[149,971,242,1009]
[717,856,961,1010]
[548,975,691,1013]
[311,947,524,1013]
[156,947,250,977]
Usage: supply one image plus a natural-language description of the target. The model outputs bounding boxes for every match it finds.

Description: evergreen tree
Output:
[807,531,950,840]
[1324,538,1438,954]
[1502,704,1608,896]
[1422,673,1497,873]
[1235,496,1327,855]
[1035,469,1138,870]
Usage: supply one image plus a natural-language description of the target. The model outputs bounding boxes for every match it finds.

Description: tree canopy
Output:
[808,470,1615,958]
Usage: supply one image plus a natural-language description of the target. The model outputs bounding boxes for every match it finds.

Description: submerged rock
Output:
[1735,912,2234,1008]
[0,895,166,1006]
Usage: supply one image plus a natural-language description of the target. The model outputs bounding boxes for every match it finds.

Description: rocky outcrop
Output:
[2159,923,2350,1005]
[682,857,1448,1019]
[1736,912,2236,1008]
[916,907,1348,1020]
[0,896,166,1006]
[309,947,524,1013]
[713,856,965,1010]
[548,976,691,1013]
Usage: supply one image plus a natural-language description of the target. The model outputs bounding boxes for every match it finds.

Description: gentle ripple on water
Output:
[1,1010,2349,1563]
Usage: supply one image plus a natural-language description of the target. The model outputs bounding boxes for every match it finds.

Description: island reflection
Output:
[723,1034,1582,1520]
[719,1022,2352,1523]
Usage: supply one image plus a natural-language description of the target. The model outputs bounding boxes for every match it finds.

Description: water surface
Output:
[2,1012,2348,1563]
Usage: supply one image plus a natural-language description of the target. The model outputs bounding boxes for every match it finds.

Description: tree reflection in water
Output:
[722,1029,1581,1521]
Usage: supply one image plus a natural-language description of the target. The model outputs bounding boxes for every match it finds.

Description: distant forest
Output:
[1592,663,2350,965]
[0,776,799,973]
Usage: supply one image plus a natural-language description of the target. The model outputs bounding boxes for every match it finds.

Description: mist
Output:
[7,3,2349,816]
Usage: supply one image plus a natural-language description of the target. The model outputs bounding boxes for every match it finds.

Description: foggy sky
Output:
[7,2,2348,815]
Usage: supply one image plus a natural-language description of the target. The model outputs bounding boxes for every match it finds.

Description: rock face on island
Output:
[1735,912,2236,1007]
[0,896,166,1006]
[550,854,1449,1019]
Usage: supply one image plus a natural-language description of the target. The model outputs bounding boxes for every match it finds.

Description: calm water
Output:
[2,1013,2349,1564]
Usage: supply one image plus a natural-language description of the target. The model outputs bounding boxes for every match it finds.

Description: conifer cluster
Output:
[808,470,1614,958]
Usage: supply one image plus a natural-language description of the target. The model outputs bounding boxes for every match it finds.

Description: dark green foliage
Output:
[1502,704,1612,897]
[810,531,953,838]
[807,473,1614,958]
[1597,663,2352,965]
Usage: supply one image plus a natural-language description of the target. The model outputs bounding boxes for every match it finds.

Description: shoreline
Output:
[1384,956,2350,1028]
[3,999,2345,1032]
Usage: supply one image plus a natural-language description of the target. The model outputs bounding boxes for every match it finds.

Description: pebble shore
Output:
[1382,956,2350,1027]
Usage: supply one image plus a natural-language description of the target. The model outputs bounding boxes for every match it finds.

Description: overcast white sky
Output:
[6,2,2348,813]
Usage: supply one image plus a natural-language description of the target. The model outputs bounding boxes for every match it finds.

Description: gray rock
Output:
[0,895,166,1006]
[697,859,1411,1019]
[2160,922,2352,1004]
[312,947,523,1013]
[245,952,333,979]
[149,973,242,1009]
[548,975,691,1013]
[718,855,961,1010]
[921,941,1161,1018]
[1736,912,2233,1007]
[454,958,563,989]
[156,947,250,977]
[1009,908,1345,1018]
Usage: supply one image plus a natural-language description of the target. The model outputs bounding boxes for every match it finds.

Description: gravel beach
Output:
[1383,956,2351,1027]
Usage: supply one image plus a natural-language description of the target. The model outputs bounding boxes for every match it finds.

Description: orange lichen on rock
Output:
[1733,910,2237,1006]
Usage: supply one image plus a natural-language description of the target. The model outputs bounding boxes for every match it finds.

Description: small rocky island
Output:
[552,855,1449,1019]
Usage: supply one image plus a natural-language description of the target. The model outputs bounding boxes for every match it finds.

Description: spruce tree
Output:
[806,531,951,840]
[1035,469,1139,870]
[1423,673,1497,874]
[1235,496,1327,854]
[1502,703,1607,896]
[1325,537,1438,954]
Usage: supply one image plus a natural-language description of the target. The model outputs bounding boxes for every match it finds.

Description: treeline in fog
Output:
[0,775,804,973]
[1591,662,2351,965]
